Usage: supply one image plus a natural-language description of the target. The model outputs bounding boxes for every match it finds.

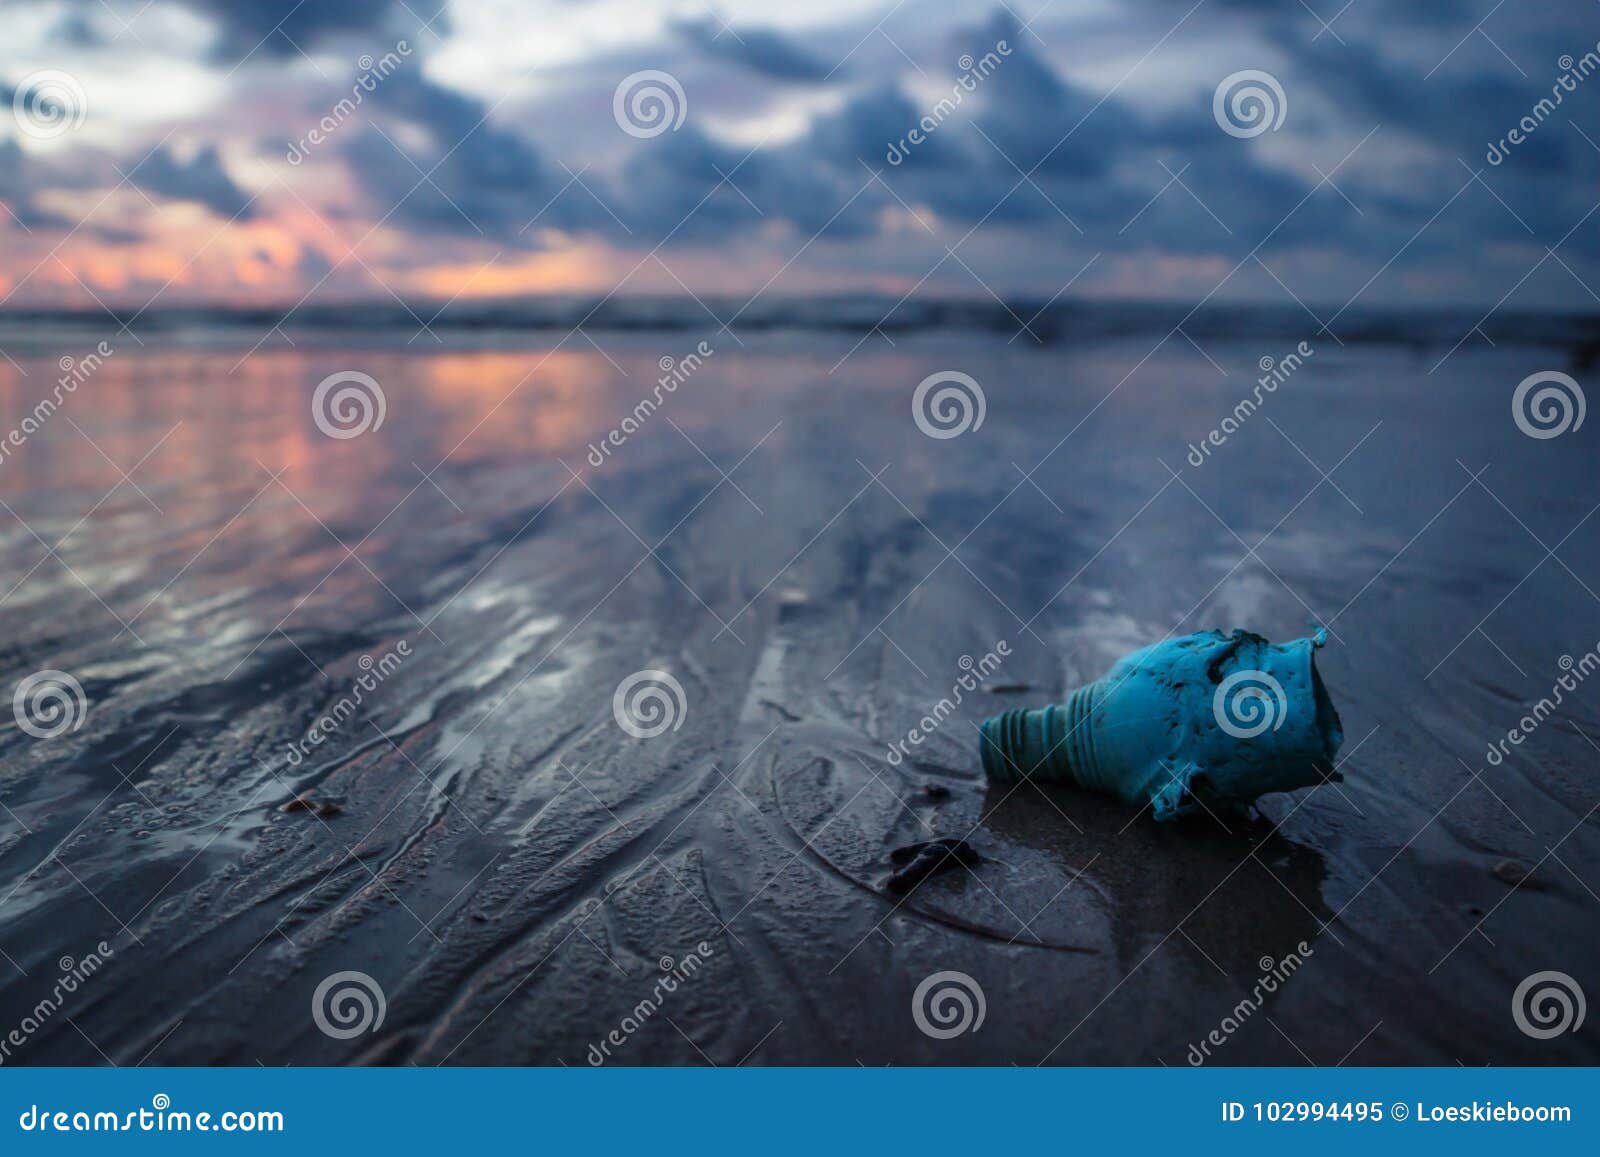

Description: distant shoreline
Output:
[0,297,1596,357]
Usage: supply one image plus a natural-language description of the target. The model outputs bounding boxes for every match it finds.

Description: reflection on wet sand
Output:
[0,331,1596,1066]
[981,781,1331,981]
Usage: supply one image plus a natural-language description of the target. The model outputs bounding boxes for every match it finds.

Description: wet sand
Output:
[0,319,1596,1064]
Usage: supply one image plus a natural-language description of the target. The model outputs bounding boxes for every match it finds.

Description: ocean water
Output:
[0,310,1595,1064]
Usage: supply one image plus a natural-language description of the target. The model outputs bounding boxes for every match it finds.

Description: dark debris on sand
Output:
[885,837,982,895]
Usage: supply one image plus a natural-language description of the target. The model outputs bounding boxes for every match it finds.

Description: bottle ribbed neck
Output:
[978,681,1098,786]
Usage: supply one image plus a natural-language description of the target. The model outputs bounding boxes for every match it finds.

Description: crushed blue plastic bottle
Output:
[979,629,1343,820]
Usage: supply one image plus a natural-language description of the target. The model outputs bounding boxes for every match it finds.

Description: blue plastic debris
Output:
[979,629,1343,820]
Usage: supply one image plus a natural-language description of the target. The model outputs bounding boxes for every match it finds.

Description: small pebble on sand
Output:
[1492,858,1531,885]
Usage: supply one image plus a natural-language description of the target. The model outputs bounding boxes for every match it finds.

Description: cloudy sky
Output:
[0,0,1595,310]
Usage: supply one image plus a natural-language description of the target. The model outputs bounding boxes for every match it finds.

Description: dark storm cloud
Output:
[1142,0,1588,173]
[672,18,836,82]
[614,120,882,243]
[1187,0,1600,257]
[0,140,74,231]
[329,5,1349,256]
[341,60,878,247]
[131,144,257,220]
[193,0,449,58]
[51,11,107,48]
[251,0,1594,295]
[345,70,588,243]
[49,0,448,59]
[0,138,147,241]
[855,3,1597,270]
[778,10,1350,253]
[959,13,1136,180]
